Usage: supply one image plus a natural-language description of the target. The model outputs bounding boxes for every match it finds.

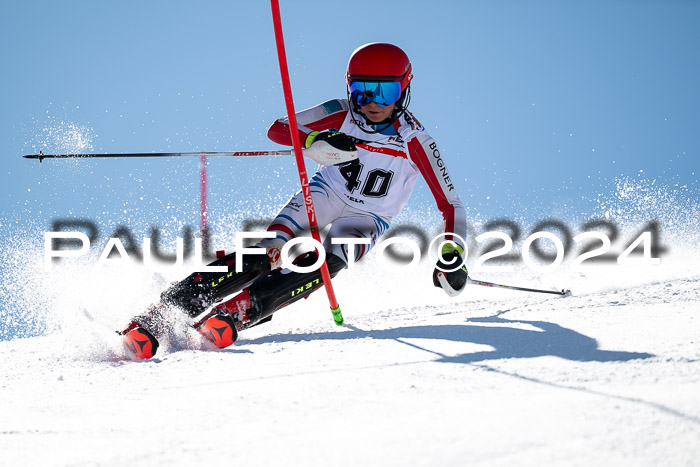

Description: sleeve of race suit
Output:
[267,99,350,146]
[394,112,468,250]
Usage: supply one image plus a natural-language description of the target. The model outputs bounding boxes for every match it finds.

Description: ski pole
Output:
[23,150,292,162]
[467,276,571,296]
[437,272,570,297]
[270,0,343,326]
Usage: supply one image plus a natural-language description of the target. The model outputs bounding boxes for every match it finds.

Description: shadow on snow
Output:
[241,310,653,364]
[239,310,700,425]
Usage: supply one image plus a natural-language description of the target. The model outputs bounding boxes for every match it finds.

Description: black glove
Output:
[433,244,468,292]
[305,129,357,151]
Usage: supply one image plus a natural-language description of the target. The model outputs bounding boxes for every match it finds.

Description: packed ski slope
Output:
[1,228,699,466]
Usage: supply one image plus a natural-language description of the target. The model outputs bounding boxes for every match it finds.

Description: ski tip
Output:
[561,289,573,297]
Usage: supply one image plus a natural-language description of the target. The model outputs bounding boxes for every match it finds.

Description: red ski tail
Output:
[196,313,238,348]
[122,326,159,360]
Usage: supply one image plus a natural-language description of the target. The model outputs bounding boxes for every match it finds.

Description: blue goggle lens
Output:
[348,81,402,107]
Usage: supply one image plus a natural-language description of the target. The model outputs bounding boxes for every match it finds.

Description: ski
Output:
[121,308,245,360]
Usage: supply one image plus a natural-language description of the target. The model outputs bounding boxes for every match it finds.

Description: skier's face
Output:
[361,101,395,123]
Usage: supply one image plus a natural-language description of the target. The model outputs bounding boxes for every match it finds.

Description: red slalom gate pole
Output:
[270,0,344,325]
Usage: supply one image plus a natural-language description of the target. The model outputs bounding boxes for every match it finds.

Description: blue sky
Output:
[1,0,698,242]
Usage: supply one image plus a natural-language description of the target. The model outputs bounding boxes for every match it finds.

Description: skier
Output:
[120,42,468,360]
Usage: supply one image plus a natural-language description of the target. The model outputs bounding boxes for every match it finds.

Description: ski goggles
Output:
[348,80,402,107]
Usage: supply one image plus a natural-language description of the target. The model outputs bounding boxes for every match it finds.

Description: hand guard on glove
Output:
[433,243,468,296]
[303,129,359,166]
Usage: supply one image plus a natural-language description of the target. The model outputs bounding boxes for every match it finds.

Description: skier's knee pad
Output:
[161,252,271,317]
[247,252,345,322]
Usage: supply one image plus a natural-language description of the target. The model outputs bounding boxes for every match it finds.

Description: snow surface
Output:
[1,182,700,466]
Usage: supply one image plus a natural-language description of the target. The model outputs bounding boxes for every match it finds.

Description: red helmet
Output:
[346,43,413,93]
